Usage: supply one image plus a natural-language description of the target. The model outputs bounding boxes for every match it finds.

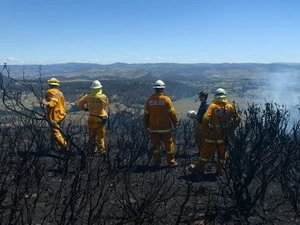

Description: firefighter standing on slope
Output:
[144,80,179,167]
[76,80,109,156]
[188,88,240,175]
[41,78,68,149]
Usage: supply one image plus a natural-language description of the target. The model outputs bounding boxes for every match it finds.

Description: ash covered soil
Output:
[1,148,298,225]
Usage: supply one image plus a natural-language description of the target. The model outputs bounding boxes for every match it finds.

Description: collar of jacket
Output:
[213,96,228,103]
[91,89,102,95]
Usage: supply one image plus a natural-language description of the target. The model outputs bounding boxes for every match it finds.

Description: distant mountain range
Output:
[2,62,300,81]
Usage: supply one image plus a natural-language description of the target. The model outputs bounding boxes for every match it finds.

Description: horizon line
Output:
[3,61,300,66]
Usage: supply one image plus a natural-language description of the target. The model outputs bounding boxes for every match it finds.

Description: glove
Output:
[68,102,81,112]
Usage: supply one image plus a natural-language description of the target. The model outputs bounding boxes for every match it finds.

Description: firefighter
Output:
[188,88,240,175]
[76,80,109,156]
[195,91,209,149]
[144,80,179,167]
[41,78,67,149]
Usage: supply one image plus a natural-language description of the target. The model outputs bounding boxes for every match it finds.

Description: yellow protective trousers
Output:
[194,141,226,174]
[150,132,176,166]
[88,120,106,154]
[50,121,67,148]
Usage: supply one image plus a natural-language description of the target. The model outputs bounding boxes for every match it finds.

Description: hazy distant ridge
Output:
[4,62,300,80]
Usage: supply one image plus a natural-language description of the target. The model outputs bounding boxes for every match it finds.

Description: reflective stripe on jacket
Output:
[144,93,178,133]
[202,97,240,141]
[77,91,109,122]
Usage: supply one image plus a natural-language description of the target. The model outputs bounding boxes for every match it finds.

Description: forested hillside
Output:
[6,62,300,81]
[2,61,300,118]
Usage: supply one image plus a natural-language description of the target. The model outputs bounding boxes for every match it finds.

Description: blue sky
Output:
[1,0,300,65]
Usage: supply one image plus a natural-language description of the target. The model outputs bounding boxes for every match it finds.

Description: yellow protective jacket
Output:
[144,93,178,133]
[45,88,66,122]
[76,91,109,122]
[202,97,240,143]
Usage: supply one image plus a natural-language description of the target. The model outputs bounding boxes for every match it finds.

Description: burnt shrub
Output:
[208,102,300,223]
[2,66,300,224]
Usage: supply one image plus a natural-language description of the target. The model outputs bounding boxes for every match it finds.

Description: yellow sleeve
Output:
[232,106,241,126]
[202,104,213,127]
[45,90,58,107]
[76,94,88,111]
[166,97,178,127]
[47,98,58,107]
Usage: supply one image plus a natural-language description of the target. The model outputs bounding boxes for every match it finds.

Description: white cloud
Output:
[4,57,22,64]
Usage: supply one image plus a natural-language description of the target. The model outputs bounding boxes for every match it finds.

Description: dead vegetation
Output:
[1,65,300,224]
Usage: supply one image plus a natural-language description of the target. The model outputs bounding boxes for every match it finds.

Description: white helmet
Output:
[153,80,166,89]
[215,88,226,98]
[187,110,197,120]
[90,80,102,89]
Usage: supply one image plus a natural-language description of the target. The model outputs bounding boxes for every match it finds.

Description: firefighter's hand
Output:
[41,99,48,105]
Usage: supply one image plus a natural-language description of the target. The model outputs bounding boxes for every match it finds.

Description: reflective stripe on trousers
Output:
[150,132,176,165]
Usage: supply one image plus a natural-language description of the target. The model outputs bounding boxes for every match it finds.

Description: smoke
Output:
[253,71,300,128]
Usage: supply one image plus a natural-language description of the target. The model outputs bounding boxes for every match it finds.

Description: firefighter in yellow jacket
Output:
[42,78,67,148]
[144,80,179,167]
[76,80,109,156]
[189,88,240,175]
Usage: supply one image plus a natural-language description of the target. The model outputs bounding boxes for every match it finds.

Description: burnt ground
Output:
[1,147,299,225]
